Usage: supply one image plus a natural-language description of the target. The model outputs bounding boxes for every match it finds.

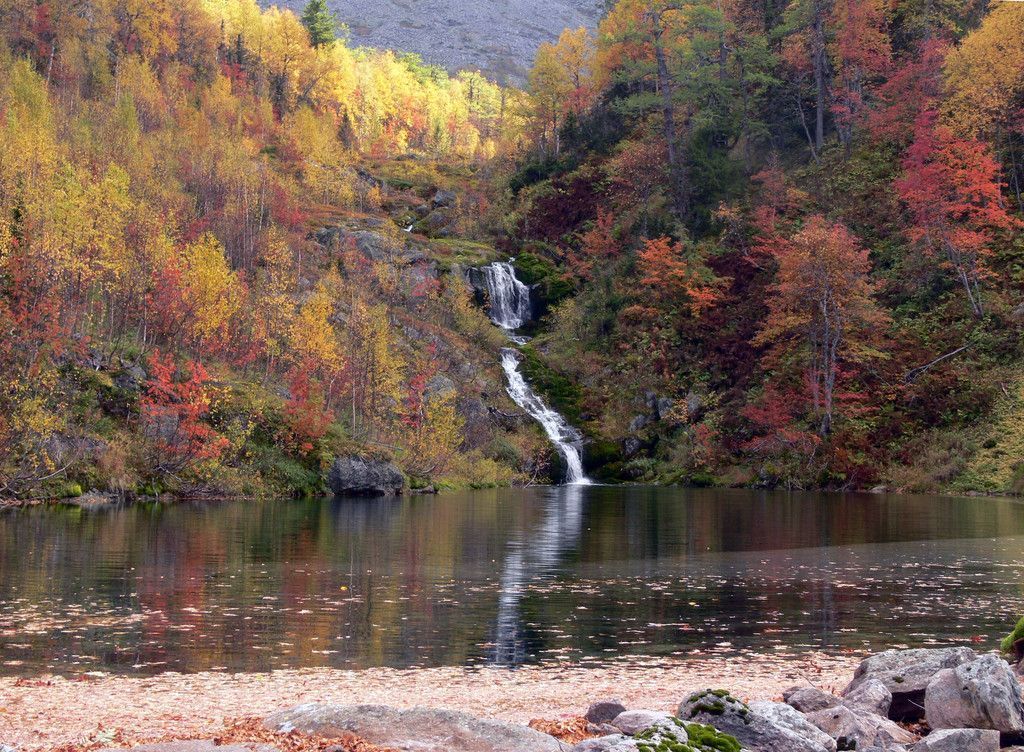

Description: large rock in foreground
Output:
[909,728,1000,752]
[924,654,1024,733]
[327,457,405,496]
[843,647,977,721]
[806,704,917,749]
[264,704,561,752]
[679,691,836,752]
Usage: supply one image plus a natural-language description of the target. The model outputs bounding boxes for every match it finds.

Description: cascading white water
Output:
[478,259,591,486]
[482,262,532,330]
[501,349,591,485]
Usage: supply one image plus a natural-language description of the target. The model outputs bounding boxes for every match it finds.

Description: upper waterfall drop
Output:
[481,261,532,330]
[478,260,591,486]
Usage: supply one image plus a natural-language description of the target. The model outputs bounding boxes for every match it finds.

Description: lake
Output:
[2,487,1023,676]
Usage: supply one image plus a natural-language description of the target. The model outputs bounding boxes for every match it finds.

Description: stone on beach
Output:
[327,457,405,496]
[841,677,892,717]
[783,686,841,714]
[609,710,674,736]
[806,704,917,749]
[585,700,627,725]
[908,728,1000,752]
[924,653,1024,733]
[679,691,836,752]
[843,647,978,721]
[264,704,562,752]
[571,735,640,751]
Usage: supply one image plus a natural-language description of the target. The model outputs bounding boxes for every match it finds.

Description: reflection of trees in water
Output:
[493,485,585,665]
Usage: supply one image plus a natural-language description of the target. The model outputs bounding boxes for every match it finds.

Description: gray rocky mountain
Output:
[275,0,603,83]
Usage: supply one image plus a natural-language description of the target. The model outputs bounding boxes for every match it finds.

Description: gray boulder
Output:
[806,705,917,749]
[585,700,627,725]
[924,653,1024,733]
[98,744,275,752]
[679,691,836,752]
[571,736,639,752]
[432,189,458,208]
[908,728,999,752]
[328,457,405,496]
[610,710,674,736]
[843,647,978,721]
[842,678,892,717]
[783,686,841,714]
[264,704,561,752]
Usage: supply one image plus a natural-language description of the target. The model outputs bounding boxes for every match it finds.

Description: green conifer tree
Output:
[301,0,337,48]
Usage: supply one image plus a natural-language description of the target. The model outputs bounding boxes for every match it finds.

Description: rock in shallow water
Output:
[924,653,1024,733]
[264,704,562,752]
[843,647,978,721]
[327,457,405,496]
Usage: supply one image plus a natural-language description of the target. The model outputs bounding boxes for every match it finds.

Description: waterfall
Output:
[501,350,590,485]
[477,260,591,486]
[481,261,532,330]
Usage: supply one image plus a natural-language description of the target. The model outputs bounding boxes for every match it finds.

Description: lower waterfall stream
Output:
[479,261,591,485]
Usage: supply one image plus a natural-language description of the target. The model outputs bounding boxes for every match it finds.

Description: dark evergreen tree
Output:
[301,0,337,48]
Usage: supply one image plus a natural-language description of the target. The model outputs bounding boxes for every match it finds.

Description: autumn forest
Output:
[1,0,1023,500]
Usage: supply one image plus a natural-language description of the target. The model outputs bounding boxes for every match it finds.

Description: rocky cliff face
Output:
[274,0,602,83]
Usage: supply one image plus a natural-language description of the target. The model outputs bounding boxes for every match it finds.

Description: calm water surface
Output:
[2,487,1024,676]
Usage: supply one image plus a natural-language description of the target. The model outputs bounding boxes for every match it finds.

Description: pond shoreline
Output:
[1,485,1021,511]
[0,653,861,750]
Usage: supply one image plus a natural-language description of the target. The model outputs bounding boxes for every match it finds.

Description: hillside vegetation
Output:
[0,0,552,501]
[1,0,1023,500]
[502,0,1024,492]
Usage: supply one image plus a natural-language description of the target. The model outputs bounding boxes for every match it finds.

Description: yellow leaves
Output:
[288,276,342,373]
[180,233,242,343]
[943,3,1024,139]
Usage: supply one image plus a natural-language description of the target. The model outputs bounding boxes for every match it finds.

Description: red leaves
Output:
[140,350,228,474]
[636,236,722,317]
[569,208,619,281]
[896,109,1018,317]
[282,366,333,453]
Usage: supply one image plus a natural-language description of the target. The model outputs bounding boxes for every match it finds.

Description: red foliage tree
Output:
[897,110,1018,318]
[755,216,887,436]
[569,208,619,281]
[281,365,334,454]
[636,236,723,317]
[829,0,891,148]
[140,350,228,474]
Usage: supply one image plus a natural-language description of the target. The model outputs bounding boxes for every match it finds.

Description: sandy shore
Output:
[0,653,861,750]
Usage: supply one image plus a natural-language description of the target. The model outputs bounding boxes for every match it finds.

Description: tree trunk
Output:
[652,21,688,221]
[811,1,827,152]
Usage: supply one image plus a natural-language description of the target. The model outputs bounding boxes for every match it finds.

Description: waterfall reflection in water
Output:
[493,485,585,664]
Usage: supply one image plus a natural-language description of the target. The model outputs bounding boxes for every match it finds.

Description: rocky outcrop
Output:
[843,647,978,721]
[327,457,405,496]
[264,704,562,752]
[924,654,1024,733]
